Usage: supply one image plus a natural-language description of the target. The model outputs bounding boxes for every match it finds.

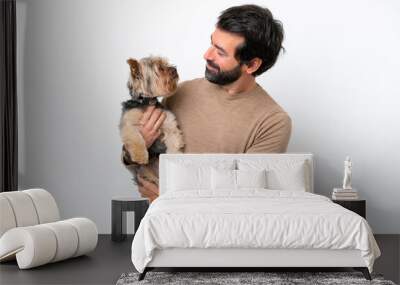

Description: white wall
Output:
[16,0,400,234]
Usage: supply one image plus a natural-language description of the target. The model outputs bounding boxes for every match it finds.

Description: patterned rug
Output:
[116,271,396,285]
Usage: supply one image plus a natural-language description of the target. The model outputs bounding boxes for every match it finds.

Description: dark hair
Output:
[217,4,285,76]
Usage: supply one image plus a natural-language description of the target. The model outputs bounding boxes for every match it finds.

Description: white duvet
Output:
[131,190,380,273]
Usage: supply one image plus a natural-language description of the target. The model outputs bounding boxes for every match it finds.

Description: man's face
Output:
[203,28,245,85]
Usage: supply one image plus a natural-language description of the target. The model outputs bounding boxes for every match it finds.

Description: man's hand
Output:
[139,105,166,148]
[137,175,159,203]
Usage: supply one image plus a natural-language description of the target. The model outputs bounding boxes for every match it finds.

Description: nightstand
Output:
[332,199,366,219]
[111,197,149,242]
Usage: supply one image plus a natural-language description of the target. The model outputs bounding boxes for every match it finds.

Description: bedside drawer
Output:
[332,200,366,219]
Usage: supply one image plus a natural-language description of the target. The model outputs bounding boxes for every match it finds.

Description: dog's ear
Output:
[127,58,141,78]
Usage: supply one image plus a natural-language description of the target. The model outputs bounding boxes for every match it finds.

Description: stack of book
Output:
[332,188,359,200]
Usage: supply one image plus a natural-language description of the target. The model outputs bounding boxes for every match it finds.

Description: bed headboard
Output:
[159,153,314,195]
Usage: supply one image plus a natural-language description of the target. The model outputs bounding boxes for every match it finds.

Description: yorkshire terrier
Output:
[119,56,184,187]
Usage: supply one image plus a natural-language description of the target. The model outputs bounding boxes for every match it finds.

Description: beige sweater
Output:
[122,77,291,166]
[164,77,291,153]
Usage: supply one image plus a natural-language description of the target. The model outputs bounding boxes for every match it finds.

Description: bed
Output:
[130,153,381,281]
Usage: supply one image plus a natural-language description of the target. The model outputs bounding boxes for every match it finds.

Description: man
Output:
[122,4,291,202]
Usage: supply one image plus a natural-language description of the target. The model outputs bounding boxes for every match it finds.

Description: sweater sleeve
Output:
[246,112,292,153]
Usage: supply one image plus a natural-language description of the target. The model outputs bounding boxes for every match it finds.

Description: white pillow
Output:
[237,169,267,188]
[211,168,267,190]
[267,165,306,191]
[211,168,236,190]
[237,159,309,192]
[166,160,235,192]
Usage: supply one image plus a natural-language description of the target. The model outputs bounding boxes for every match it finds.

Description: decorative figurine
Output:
[342,156,352,190]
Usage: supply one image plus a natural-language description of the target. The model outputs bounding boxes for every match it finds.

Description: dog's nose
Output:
[169,66,178,77]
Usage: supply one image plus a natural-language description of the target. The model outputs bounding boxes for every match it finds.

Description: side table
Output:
[332,199,366,219]
[111,196,149,242]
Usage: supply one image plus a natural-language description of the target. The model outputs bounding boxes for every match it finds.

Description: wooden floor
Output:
[0,234,398,285]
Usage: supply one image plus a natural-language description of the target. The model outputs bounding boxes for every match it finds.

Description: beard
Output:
[205,60,242,85]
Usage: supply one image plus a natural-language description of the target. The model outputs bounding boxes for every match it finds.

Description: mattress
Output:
[131,190,380,273]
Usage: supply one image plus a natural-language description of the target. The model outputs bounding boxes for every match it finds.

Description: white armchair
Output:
[0,188,98,269]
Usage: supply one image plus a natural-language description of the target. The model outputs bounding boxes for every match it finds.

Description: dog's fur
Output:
[119,56,184,186]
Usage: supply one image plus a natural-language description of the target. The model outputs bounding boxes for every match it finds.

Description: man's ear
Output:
[244,58,262,75]
[127,58,141,78]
